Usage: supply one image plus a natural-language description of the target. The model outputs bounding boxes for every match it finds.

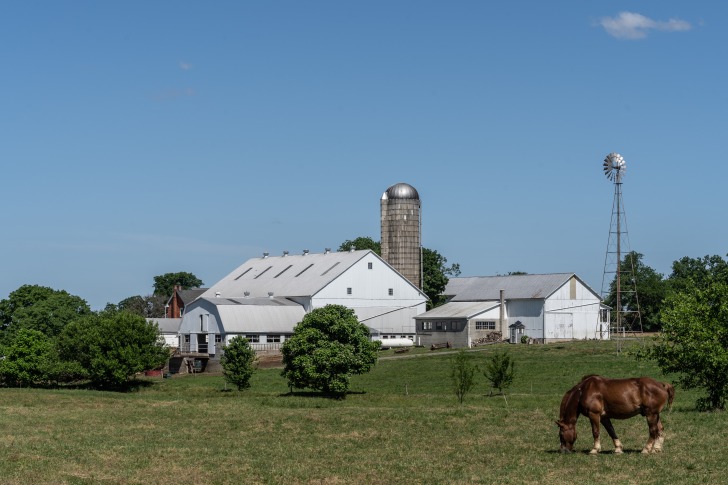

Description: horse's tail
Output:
[664,382,675,413]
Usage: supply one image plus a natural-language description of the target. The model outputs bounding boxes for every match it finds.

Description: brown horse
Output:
[556,375,674,454]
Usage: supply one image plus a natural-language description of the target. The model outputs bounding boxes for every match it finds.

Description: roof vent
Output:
[243,291,250,297]
[263,252,269,258]
[324,248,331,254]
[303,249,309,256]
[268,291,274,299]
[282,251,289,257]
[215,292,221,298]
[349,247,355,253]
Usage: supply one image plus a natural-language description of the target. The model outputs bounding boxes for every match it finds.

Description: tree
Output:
[482,351,515,396]
[604,252,666,331]
[338,237,381,254]
[57,310,169,390]
[281,305,380,398]
[0,285,91,343]
[638,256,728,411]
[117,294,167,318]
[221,336,257,391]
[451,350,477,404]
[423,247,461,309]
[152,272,204,297]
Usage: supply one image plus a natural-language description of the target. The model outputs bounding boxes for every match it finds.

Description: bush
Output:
[57,311,169,390]
[281,305,380,398]
[221,336,257,390]
[451,351,476,404]
[482,350,515,395]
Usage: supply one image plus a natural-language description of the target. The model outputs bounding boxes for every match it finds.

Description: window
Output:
[295,263,314,277]
[451,322,458,331]
[388,288,393,296]
[234,268,253,280]
[184,335,191,343]
[253,266,272,279]
[347,287,352,295]
[475,321,496,330]
[321,262,341,276]
[267,335,281,343]
[199,315,204,332]
[382,335,389,339]
[215,334,222,343]
[422,321,432,331]
[368,262,373,269]
[245,334,260,343]
[436,322,443,331]
[274,265,292,278]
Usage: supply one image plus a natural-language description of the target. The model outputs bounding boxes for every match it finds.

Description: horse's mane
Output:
[559,375,602,422]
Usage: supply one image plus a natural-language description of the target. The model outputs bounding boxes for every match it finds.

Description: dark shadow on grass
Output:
[279,390,367,400]
[544,448,646,455]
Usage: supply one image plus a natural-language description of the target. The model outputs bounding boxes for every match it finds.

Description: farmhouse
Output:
[415,273,608,348]
[177,249,427,359]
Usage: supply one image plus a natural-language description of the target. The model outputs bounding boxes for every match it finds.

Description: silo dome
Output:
[382,182,420,200]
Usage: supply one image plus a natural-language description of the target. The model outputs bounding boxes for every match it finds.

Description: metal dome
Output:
[382,182,419,200]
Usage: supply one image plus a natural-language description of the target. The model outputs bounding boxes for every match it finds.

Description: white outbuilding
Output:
[415,273,609,348]
[177,249,427,357]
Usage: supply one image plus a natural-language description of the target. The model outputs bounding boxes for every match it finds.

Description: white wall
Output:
[544,278,603,340]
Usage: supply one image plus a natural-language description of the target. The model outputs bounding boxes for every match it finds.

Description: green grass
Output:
[1,340,726,484]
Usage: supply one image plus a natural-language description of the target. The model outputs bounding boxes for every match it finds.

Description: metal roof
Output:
[381,182,420,200]
[414,301,500,319]
[216,304,306,333]
[148,318,182,334]
[203,249,379,299]
[445,273,589,301]
[178,288,207,305]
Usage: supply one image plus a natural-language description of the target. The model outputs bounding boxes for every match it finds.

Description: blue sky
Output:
[2,2,725,309]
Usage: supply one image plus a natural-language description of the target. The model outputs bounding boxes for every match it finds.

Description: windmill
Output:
[600,153,642,337]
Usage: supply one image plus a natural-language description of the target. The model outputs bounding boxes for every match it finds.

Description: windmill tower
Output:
[600,153,643,336]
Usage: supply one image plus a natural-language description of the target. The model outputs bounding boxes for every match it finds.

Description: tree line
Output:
[0,272,203,390]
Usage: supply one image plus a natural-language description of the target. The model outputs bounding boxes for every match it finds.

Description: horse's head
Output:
[555,420,576,453]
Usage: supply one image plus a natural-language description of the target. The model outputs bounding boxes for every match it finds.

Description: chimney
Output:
[263,252,269,258]
[303,249,309,256]
[499,289,505,335]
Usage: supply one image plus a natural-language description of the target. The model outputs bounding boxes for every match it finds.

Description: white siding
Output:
[544,278,603,340]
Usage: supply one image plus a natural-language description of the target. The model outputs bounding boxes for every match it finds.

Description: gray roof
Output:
[415,301,500,320]
[382,182,419,200]
[178,288,207,305]
[445,273,596,301]
[149,318,182,334]
[203,249,396,299]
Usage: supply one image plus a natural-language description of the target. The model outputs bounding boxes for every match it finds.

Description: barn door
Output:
[554,313,573,339]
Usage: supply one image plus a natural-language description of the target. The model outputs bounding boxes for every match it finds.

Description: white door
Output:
[554,313,573,339]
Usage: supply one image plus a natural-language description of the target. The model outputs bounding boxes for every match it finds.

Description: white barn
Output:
[415,273,609,348]
[177,249,427,357]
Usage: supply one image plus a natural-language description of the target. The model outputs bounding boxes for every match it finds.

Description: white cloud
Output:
[600,11,691,40]
[179,61,192,70]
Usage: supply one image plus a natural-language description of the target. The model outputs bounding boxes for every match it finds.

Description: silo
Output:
[380,183,421,288]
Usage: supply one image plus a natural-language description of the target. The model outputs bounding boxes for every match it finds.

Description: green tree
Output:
[57,311,169,390]
[666,254,728,293]
[281,304,380,398]
[423,247,461,309]
[221,336,257,391]
[338,237,381,254]
[451,350,477,404]
[152,272,204,297]
[117,294,167,318]
[604,252,666,331]
[0,285,91,342]
[638,269,728,410]
[482,351,515,396]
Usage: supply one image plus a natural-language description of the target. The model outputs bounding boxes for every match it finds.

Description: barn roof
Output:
[202,297,306,333]
[414,301,500,319]
[445,273,595,301]
[149,318,182,334]
[202,249,419,299]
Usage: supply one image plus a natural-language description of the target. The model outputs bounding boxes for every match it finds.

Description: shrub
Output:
[482,350,515,395]
[451,350,477,404]
[221,336,257,391]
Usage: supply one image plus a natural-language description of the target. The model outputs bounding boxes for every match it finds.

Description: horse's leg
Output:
[588,412,602,454]
[642,413,659,454]
[653,415,665,452]
[601,417,623,454]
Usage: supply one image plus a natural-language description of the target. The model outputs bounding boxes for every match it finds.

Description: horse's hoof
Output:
[641,448,650,454]
[589,449,599,455]
[614,448,623,455]
[653,447,663,453]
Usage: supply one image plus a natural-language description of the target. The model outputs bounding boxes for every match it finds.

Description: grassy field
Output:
[1,339,727,484]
